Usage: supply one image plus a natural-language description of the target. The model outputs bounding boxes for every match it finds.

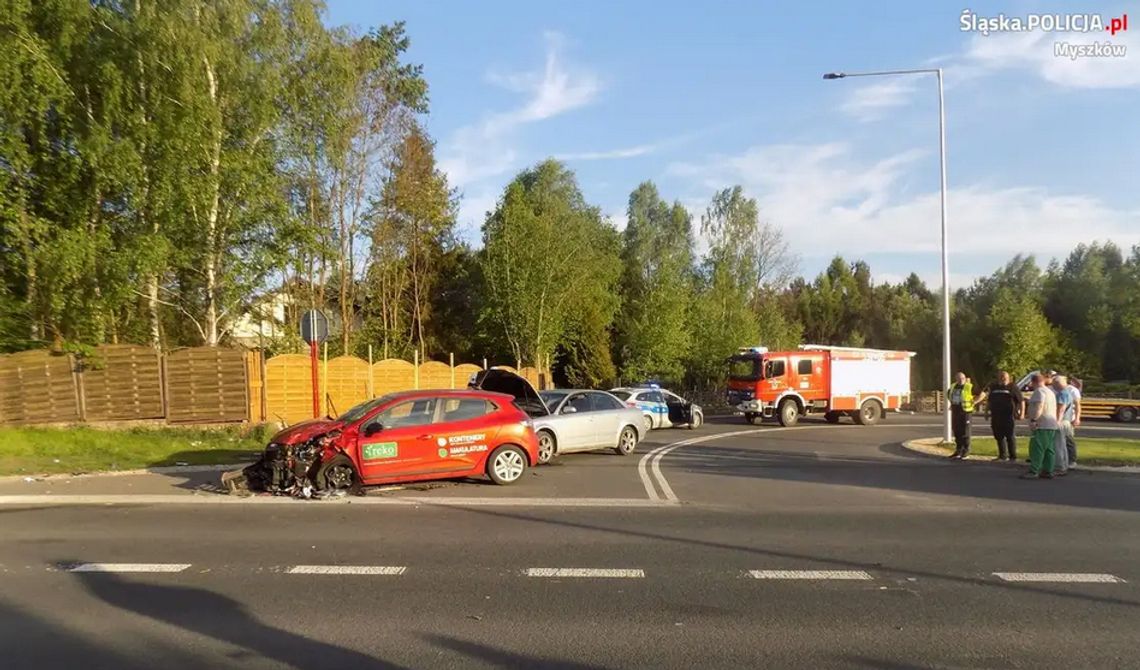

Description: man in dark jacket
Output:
[975,370,1023,461]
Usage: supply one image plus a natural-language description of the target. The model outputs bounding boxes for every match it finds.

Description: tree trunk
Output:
[203,54,221,346]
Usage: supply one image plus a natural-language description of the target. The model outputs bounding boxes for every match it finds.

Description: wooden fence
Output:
[263,354,547,426]
[0,346,546,427]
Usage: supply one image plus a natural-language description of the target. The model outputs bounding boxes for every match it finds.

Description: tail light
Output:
[626,401,638,408]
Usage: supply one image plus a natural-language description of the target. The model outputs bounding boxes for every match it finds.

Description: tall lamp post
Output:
[823,68,952,443]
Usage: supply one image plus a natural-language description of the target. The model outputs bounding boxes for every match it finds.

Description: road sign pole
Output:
[310,341,320,418]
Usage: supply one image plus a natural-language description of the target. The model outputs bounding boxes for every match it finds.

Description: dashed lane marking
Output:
[748,570,874,580]
[67,563,191,573]
[525,568,645,578]
[287,565,406,575]
[993,572,1126,583]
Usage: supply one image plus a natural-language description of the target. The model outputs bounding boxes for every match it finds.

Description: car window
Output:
[540,391,569,410]
[611,390,632,401]
[377,398,438,428]
[565,393,593,413]
[797,359,812,375]
[589,392,624,411]
[440,397,492,423]
[339,394,396,424]
[646,391,665,404]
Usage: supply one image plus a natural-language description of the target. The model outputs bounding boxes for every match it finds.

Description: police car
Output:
[610,385,704,431]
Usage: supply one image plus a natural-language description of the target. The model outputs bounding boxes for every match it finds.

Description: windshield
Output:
[338,394,396,424]
[539,391,569,410]
[611,390,632,401]
[728,356,761,381]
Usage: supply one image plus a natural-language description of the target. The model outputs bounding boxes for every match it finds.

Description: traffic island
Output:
[903,437,1140,473]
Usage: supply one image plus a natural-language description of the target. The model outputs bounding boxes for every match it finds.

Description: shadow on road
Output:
[71,568,407,669]
[422,633,612,670]
[0,598,165,669]
[664,437,1140,513]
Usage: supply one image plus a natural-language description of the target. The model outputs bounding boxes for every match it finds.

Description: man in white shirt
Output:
[1021,372,1059,480]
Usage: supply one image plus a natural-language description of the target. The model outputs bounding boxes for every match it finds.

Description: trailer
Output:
[1013,371,1140,423]
[726,344,916,427]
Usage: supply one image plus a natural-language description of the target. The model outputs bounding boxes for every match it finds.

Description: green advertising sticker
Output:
[363,442,398,460]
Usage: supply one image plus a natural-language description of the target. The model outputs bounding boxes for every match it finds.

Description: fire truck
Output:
[726,345,916,426]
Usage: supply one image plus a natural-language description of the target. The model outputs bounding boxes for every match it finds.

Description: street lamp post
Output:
[823,68,953,443]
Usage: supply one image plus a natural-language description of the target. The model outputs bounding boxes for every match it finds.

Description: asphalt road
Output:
[2,414,1138,669]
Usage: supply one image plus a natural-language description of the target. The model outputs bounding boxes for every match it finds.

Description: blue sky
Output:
[325,1,1139,286]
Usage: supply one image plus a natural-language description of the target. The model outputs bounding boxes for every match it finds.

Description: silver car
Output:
[468,369,642,464]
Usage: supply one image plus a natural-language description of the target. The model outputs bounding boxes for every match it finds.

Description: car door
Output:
[356,397,443,481]
[664,391,692,426]
[433,397,497,472]
[556,392,596,451]
[645,391,668,427]
[587,392,625,447]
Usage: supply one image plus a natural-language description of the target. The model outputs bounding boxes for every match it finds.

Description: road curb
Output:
[901,437,1140,474]
[0,462,249,484]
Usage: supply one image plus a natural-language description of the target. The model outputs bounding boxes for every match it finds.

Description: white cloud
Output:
[840,79,918,122]
[959,28,1140,89]
[554,143,658,161]
[668,142,1140,260]
[440,31,601,192]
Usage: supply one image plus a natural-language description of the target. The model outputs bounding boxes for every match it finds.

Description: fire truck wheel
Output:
[824,411,841,424]
[855,399,883,426]
[777,399,800,427]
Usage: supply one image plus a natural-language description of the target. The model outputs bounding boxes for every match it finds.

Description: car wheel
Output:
[855,399,883,426]
[536,430,556,465]
[689,412,702,429]
[487,445,528,485]
[777,399,799,427]
[745,412,763,425]
[642,414,654,433]
[614,426,638,456]
[315,454,360,493]
[824,411,841,424]
[1116,406,1137,423]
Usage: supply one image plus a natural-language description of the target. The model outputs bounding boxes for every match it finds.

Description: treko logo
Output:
[960,10,1128,36]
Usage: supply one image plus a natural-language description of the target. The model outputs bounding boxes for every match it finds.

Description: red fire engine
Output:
[726,345,916,426]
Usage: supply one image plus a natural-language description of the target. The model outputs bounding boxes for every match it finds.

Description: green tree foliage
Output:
[987,289,1056,375]
[362,124,455,359]
[688,187,762,384]
[614,182,694,382]
[479,160,621,374]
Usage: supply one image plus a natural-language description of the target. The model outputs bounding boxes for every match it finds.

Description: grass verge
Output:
[954,436,1140,467]
[0,425,271,476]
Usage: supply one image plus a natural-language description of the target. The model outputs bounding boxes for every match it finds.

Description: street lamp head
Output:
[822,72,846,80]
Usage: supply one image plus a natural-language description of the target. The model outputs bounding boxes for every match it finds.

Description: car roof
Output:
[387,389,514,401]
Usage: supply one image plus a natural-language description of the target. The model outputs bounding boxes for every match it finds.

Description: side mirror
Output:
[363,422,383,437]
[561,406,577,414]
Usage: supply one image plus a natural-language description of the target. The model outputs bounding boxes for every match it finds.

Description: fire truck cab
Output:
[726,345,915,426]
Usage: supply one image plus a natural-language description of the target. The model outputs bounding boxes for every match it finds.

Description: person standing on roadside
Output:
[1052,375,1074,476]
[1066,378,1083,465]
[974,371,1023,462]
[947,372,975,459]
[1022,372,1059,479]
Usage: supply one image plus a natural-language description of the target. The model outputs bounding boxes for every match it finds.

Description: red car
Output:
[226,389,540,496]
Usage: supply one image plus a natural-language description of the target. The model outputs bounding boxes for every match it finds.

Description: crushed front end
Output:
[222,429,345,498]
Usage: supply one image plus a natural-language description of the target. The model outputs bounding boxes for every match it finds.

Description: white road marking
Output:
[525,568,645,578]
[287,565,406,575]
[68,563,191,573]
[640,422,934,503]
[993,572,1126,583]
[748,570,874,580]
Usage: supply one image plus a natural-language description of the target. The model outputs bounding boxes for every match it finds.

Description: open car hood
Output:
[468,368,550,418]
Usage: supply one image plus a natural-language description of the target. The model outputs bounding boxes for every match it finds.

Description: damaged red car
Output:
[225,389,540,496]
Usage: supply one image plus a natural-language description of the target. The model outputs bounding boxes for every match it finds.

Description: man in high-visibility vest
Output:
[947,371,975,459]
